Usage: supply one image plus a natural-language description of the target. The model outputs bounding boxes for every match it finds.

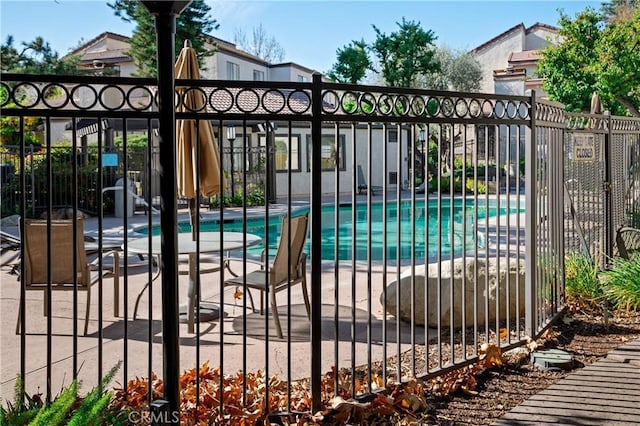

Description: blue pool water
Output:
[139,199,522,261]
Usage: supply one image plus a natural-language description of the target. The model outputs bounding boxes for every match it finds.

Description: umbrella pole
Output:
[189,197,197,241]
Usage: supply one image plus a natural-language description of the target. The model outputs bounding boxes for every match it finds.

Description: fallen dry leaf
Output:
[234,286,243,300]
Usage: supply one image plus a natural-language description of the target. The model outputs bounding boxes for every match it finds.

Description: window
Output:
[259,134,301,172]
[297,74,308,82]
[227,61,240,80]
[389,172,398,185]
[253,69,265,81]
[387,128,398,143]
[306,134,346,171]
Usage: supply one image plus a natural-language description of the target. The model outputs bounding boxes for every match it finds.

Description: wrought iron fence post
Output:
[525,91,537,337]
[604,111,613,265]
[141,1,191,420]
[310,72,323,412]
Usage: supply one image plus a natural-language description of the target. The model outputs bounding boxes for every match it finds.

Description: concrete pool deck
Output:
[0,192,525,400]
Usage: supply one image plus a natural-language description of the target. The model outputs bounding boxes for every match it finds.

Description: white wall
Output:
[525,27,559,50]
[118,63,136,78]
[199,50,268,81]
[221,126,407,198]
[495,79,524,96]
[474,30,524,94]
[269,65,314,83]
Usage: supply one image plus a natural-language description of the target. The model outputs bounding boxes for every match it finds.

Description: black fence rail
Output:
[1,70,639,423]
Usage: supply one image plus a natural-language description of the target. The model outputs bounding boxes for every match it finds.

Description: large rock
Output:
[382,257,526,328]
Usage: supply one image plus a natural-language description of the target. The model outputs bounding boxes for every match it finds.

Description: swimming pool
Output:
[138,199,522,261]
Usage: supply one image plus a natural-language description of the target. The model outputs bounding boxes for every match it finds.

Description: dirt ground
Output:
[424,306,640,425]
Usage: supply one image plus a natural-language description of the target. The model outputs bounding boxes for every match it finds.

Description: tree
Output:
[326,40,371,84]
[1,35,80,74]
[537,7,640,116]
[370,18,440,88]
[108,0,218,77]
[601,0,636,21]
[421,45,482,92]
[233,24,285,63]
[594,6,640,115]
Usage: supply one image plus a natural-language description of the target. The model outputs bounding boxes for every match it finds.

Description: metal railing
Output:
[2,71,639,422]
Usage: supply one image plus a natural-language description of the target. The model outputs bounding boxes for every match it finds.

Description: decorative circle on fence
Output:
[440,97,454,118]
[70,84,98,110]
[518,101,529,119]
[377,94,394,116]
[395,95,410,117]
[482,100,494,118]
[494,100,507,119]
[208,88,234,113]
[469,99,482,118]
[454,98,468,118]
[236,89,261,113]
[127,86,155,111]
[410,96,425,116]
[41,83,70,110]
[360,92,376,115]
[0,82,10,107]
[179,87,208,112]
[99,85,126,111]
[287,90,311,114]
[262,89,286,114]
[12,82,40,109]
[506,100,520,119]
[426,97,440,117]
[322,90,340,114]
[341,91,359,114]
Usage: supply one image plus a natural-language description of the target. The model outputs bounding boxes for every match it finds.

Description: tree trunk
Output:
[617,96,640,117]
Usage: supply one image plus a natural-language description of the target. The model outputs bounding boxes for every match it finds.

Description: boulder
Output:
[382,257,526,328]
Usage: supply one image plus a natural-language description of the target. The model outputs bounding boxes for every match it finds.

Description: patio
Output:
[0,201,442,399]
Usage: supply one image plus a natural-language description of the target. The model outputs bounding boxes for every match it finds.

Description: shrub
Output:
[465,178,486,194]
[601,255,640,312]
[564,252,602,307]
[1,362,121,426]
[210,187,266,208]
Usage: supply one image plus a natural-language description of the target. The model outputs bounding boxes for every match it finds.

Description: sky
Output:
[1,0,602,73]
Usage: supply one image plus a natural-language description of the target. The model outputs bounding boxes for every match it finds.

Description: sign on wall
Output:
[573,134,596,161]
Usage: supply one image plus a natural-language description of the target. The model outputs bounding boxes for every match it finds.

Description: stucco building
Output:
[473,22,560,97]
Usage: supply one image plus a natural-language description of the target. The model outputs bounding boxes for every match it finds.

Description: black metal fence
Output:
[1,70,639,423]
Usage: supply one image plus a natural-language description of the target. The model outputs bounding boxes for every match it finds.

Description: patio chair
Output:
[16,218,120,336]
[223,213,310,338]
[1,229,21,274]
[615,226,640,260]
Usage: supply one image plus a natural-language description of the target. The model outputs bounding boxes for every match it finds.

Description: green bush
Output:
[564,252,602,306]
[465,178,486,194]
[210,187,266,208]
[113,135,148,174]
[1,362,121,426]
[601,256,640,312]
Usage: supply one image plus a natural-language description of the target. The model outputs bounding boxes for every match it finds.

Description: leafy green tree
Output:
[593,7,640,116]
[1,35,80,74]
[370,18,439,88]
[327,39,371,84]
[538,7,639,116]
[108,0,218,77]
[537,9,601,113]
[421,45,482,92]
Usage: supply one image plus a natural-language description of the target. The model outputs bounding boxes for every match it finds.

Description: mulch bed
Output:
[425,307,640,425]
